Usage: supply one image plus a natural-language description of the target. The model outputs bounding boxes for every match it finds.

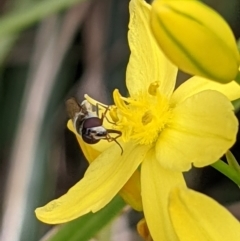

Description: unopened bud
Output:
[150,0,239,83]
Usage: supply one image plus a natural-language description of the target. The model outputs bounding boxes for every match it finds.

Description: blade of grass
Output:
[0,17,61,241]
[0,0,38,65]
[0,0,87,38]
[0,4,87,238]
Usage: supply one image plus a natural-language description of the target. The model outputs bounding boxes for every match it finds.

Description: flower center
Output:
[112,84,172,145]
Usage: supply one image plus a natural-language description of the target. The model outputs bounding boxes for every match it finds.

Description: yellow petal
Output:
[68,119,144,210]
[119,169,143,211]
[169,188,240,241]
[171,77,240,106]
[141,149,186,241]
[35,142,149,224]
[156,90,238,171]
[127,0,177,98]
[150,0,239,83]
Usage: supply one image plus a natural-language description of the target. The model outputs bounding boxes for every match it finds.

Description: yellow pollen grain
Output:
[142,110,153,125]
[148,81,160,96]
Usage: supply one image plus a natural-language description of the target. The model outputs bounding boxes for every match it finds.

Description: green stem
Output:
[211,160,240,186]
[226,151,240,174]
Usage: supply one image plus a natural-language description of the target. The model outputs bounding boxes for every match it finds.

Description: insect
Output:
[66,97,123,154]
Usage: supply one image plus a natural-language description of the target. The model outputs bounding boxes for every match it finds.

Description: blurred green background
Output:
[0,0,239,241]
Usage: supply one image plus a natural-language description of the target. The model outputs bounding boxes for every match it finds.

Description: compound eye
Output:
[83,117,102,128]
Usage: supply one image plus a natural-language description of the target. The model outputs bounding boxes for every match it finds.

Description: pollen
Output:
[113,86,172,145]
[142,110,153,125]
[148,81,160,96]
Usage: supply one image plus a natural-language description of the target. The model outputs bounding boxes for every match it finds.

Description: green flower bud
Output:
[150,0,240,83]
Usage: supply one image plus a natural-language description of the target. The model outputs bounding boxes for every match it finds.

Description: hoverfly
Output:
[66,97,123,154]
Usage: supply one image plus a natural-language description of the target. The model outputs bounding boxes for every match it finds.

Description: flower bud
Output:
[150,0,240,83]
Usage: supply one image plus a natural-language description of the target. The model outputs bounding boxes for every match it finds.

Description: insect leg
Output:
[106,129,123,155]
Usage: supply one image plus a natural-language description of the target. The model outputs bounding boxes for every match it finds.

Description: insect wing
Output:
[65,97,82,119]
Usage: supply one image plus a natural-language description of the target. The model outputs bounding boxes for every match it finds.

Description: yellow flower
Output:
[35,0,240,240]
[150,0,240,83]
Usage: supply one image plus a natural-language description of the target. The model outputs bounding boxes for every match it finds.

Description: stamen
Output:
[84,94,107,108]
[142,110,153,125]
[113,89,127,110]
[109,106,119,122]
[148,81,160,96]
